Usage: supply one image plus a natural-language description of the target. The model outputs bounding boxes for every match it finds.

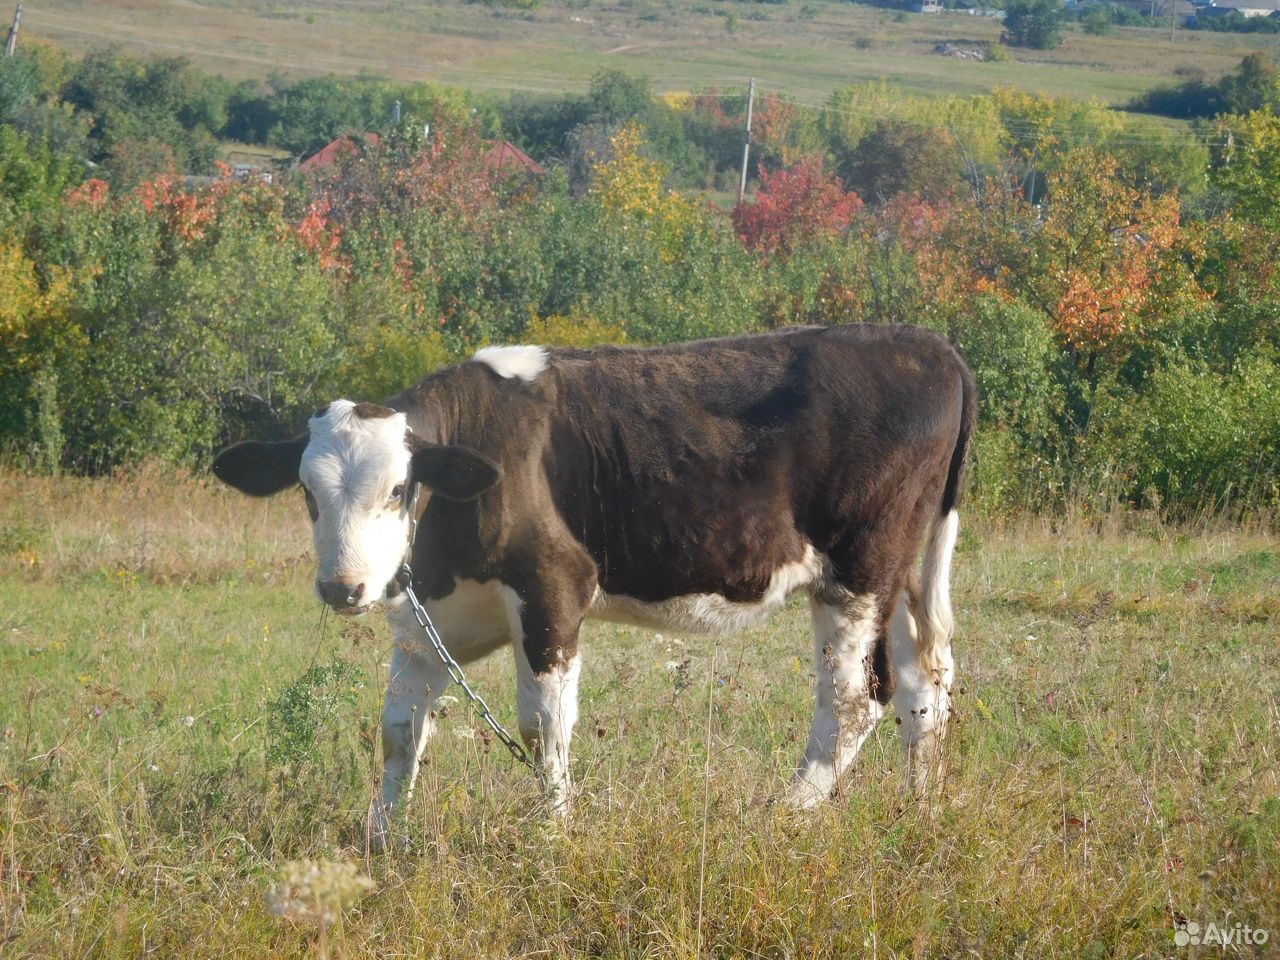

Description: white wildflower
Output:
[265,858,374,926]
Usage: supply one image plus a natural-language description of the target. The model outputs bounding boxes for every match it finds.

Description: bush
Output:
[983,42,1011,62]
[1084,351,1280,511]
[267,657,365,767]
[1080,7,1112,34]
[951,294,1062,448]
[1128,53,1279,120]
[1188,10,1280,31]
[5,38,1280,518]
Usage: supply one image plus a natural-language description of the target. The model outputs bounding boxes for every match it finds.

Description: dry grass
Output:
[1,471,1277,957]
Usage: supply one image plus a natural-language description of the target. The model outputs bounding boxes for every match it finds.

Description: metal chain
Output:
[397,484,534,769]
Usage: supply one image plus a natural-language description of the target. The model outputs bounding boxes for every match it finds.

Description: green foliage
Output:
[4,38,1280,515]
[1085,351,1280,510]
[1002,0,1065,49]
[0,124,82,220]
[952,296,1065,510]
[1188,9,1280,31]
[0,53,41,125]
[1210,107,1280,230]
[953,295,1062,446]
[1129,53,1280,120]
[253,73,385,157]
[822,82,1003,176]
[839,121,965,204]
[984,41,1011,62]
[1080,6,1113,34]
[62,51,227,173]
[267,657,365,767]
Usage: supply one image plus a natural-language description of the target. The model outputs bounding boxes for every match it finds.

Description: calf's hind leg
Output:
[891,590,954,791]
[788,589,888,809]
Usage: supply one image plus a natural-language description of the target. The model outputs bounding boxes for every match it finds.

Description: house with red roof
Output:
[299,133,543,176]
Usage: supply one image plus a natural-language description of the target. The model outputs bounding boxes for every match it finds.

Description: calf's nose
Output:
[318,579,366,609]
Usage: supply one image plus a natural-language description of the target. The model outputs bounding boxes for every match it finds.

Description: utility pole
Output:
[1169,0,1177,43]
[737,77,756,203]
[4,3,21,57]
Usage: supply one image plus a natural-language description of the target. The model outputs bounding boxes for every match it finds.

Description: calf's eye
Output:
[389,484,405,505]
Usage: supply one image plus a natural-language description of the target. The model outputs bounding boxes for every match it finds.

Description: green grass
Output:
[1,471,1277,957]
[23,0,1280,107]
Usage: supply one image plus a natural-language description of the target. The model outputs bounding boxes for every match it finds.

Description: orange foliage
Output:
[296,200,347,273]
[136,175,221,245]
[64,178,110,210]
[1036,152,1185,352]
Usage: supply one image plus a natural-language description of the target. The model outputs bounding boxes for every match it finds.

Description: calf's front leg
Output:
[370,642,451,848]
[508,570,592,818]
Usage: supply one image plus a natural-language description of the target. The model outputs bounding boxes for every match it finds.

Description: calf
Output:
[212,324,975,840]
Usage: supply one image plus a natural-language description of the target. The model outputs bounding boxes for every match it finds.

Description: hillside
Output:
[21,0,1280,104]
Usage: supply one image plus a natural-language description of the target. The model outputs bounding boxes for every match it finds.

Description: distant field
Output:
[21,0,1280,106]
[1,472,1276,956]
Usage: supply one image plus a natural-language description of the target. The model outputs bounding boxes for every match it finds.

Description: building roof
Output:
[300,133,543,176]
[481,139,544,176]
[299,133,382,170]
[1208,0,1280,9]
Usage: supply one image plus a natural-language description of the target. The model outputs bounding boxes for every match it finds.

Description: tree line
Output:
[2,42,1279,516]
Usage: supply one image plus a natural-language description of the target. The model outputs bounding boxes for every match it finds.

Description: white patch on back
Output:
[472,345,549,383]
[299,399,412,603]
[588,545,826,635]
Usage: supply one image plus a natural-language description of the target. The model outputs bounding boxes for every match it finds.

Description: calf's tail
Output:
[915,358,975,672]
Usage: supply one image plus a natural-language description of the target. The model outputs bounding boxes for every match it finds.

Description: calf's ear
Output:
[410,441,501,502]
[212,437,307,497]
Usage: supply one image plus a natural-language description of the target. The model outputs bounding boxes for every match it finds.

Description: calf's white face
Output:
[211,397,502,617]
[300,401,414,615]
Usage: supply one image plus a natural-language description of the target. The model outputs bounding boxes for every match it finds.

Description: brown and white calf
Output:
[212,324,975,840]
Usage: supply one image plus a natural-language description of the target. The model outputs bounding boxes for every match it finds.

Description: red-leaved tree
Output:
[732,155,862,258]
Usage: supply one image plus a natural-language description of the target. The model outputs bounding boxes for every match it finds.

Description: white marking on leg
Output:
[373,642,451,845]
[514,645,581,818]
[789,591,884,809]
[891,591,954,790]
[371,583,517,846]
[472,344,548,383]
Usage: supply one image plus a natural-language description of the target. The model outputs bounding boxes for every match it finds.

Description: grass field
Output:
[22,0,1280,107]
[1,470,1276,957]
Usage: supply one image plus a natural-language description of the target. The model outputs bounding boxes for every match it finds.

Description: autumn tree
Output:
[732,155,862,257]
